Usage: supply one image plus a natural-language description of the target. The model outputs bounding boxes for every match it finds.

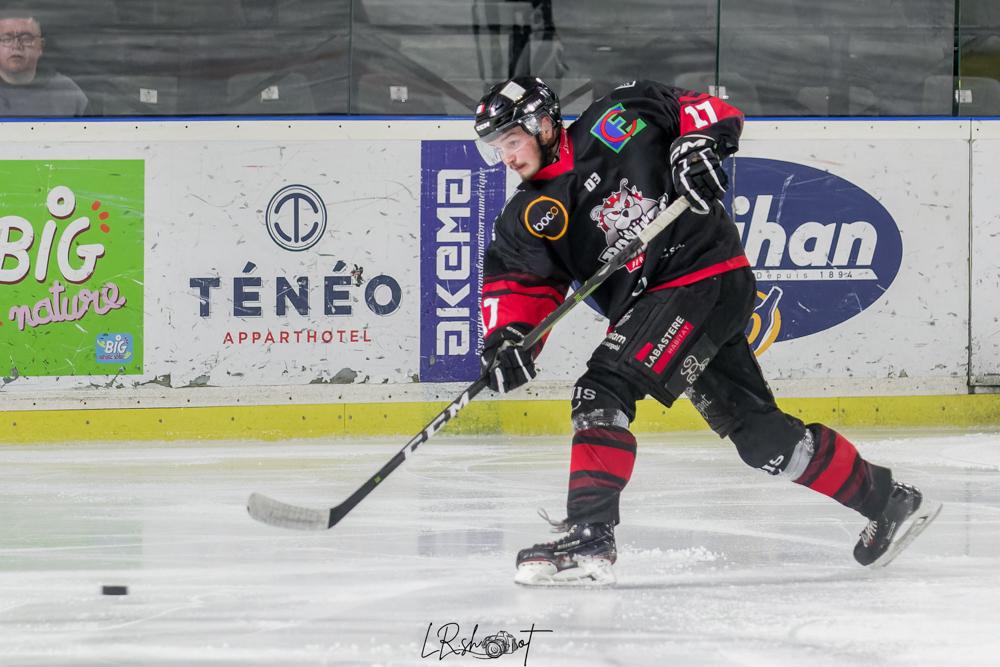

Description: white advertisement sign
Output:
[150,141,420,387]
[971,122,1000,385]
[0,119,987,402]
[733,122,971,394]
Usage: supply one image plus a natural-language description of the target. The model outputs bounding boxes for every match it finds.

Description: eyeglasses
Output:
[0,33,42,48]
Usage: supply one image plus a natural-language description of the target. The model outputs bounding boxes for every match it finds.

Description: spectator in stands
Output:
[0,10,88,116]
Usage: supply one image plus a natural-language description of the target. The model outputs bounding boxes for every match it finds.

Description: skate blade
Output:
[514,557,616,587]
[873,498,943,568]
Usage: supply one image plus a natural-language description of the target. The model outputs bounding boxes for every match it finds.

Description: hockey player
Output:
[474,77,941,586]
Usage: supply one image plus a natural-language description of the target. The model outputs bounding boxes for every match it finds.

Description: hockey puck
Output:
[101,585,128,596]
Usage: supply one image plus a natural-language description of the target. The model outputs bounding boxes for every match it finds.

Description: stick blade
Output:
[247,492,330,530]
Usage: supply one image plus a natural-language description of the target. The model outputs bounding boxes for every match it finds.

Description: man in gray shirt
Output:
[0,11,88,116]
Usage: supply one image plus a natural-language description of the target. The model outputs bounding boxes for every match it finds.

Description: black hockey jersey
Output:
[480,79,748,341]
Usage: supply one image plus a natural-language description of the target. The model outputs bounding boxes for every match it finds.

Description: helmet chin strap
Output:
[536,126,562,167]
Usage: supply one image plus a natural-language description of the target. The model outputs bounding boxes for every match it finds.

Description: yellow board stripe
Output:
[1,395,999,444]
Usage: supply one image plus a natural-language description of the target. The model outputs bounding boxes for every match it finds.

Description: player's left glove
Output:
[481,324,538,394]
[669,134,729,214]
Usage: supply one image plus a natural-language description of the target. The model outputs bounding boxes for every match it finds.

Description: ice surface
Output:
[1,429,999,666]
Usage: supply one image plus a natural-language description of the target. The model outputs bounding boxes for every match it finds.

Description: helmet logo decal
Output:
[499,81,527,101]
[590,103,647,153]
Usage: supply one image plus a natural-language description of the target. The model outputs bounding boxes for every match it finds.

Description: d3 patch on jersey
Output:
[523,196,569,240]
[590,103,647,153]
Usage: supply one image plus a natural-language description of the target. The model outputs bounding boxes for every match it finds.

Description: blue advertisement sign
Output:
[419,142,506,382]
[729,158,903,355]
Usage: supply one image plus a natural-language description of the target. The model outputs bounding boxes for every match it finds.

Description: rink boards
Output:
[0,118,998,440]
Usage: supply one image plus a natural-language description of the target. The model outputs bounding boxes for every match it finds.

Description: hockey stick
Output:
[247,196,691,530]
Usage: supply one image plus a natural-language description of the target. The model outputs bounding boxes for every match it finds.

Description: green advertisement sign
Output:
[0,160,145,377]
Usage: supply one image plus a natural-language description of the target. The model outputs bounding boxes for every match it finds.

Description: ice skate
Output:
[854,482,942,567]
[514,522,617,586]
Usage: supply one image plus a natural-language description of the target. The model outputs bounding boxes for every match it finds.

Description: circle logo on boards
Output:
[265,184,328,252]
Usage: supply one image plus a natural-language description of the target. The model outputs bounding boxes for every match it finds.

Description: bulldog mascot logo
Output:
[591,178,659,270]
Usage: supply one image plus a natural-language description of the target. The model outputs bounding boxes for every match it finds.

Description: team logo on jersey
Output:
[591,178,658,271]
[590,103,647,153]
[524,196,568,240]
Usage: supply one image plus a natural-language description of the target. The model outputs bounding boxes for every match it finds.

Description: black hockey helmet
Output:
[474,76,561,165]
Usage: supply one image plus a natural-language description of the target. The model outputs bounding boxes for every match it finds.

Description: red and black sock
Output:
[567,426,637,525]
[793,424,893,519]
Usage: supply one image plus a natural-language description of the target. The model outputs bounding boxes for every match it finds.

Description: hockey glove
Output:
[669,134,729,214]
[482,324,538,394]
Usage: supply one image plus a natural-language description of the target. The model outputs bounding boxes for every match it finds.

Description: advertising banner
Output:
[0,159,145,377]
[971,124,1000,385]
[0,120,980,398]
[732,132,970,393]
[728,156,903,357]
[418,141,506,382]
[412,133,969,393]
[154,141,419,387]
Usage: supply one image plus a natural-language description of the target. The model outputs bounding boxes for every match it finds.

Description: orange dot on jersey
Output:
[99,212,109,220]
[92,200,101,210]
[100,224,110,233]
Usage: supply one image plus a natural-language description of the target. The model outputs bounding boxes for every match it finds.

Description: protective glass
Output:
[475,113,543,166]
